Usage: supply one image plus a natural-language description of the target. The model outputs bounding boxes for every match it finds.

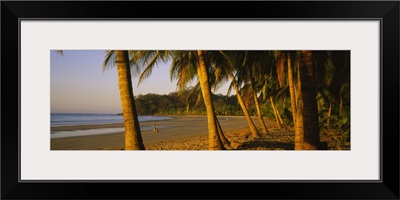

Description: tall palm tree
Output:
[275,51,323,150]
[196,50,225,149]
[258,63,288,130]
[269,96,282,129]
[104,50,145,150]
[213,51,261,138]
[294,51,321,150]
[56,50,145,150]
[134,50,225,150]
[184,81,231,148]
[241,51,273,134]
[249,73,270,134]
[297,50,349,149]
[280,51,301,148]
[175,74,231,148]
[259,74,287,129]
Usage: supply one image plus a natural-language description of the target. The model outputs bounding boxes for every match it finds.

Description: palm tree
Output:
[212,51,261,138]
[104,50,145,150]
[241,51,273,134]
[259,74,287,129]
[256,61,289,130]
[170,62,232,149]
[134,50,225,150]
[56,50,145,150]
[293,50,321,150]
[295,50,349,150]
[269,96,282,129]
[185,82,231,148]
[278,51,301,147]
[275,51,323,150]
[249,74,270,134]
[196,50,225,149]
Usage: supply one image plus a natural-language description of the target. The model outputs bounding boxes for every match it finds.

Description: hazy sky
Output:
[51,50,229,114]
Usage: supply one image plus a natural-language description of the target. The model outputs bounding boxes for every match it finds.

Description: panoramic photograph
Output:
[51,50,350,151]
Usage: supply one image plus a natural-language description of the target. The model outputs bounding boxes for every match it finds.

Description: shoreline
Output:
[50,115,348,150]
[51,115,177,131]
[50,115,250,132]
[51,115,276,150]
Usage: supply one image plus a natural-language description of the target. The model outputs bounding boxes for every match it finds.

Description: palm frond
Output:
[323,57,335,87]
[170,51,198,92]
[103,50,116,71]
[340,80,350,99]
[137,51,161,85]
[226,80,234,97]
[54,50,64,56]
[186,81,202,108]
[218,50,236,69]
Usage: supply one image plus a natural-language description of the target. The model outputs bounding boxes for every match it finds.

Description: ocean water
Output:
[51,113,173,127]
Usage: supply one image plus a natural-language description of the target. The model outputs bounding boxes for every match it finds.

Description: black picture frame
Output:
[2,1,399,199]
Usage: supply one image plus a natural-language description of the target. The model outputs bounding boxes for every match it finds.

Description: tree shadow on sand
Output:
[236,140,295,150]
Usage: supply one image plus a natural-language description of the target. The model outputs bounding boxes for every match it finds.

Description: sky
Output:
[50,50,230,114]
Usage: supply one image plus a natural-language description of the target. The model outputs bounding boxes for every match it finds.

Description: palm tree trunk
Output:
[296,51,321,150]
[215,113,231,147]
[276,104,285,127]
[327,102,332,128]
[270,96,282,129]
[287,54,297,124]
[251,80,269,134]
[287,54,302,149]
[116,50,145,150]
[294,73,305,150]
[196,50,225,150]
[186,103,190,115]
[228,72,261,138]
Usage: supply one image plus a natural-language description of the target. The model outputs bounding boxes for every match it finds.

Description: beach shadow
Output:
[237,140,294,150]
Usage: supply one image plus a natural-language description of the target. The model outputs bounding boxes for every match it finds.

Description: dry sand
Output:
[51,115,346,150]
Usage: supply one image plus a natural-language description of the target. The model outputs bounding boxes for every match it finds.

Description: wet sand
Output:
[51,115,276,150]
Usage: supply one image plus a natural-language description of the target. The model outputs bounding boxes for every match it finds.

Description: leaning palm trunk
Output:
[327,102,332,128]
[116,50,145,150]
[186,104,190,115]
[270,96,282,129]
[228,73,261,138]
[253,90,269,134]
[197,50,225,150]
[248,67,268,134]
[276,105,285,127]
[274,100,285,128]
[215,113,231,148]
[295,51,321,150]
[250,78,269,134]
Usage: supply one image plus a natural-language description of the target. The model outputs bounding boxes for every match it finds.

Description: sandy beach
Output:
[51,115,345,150]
